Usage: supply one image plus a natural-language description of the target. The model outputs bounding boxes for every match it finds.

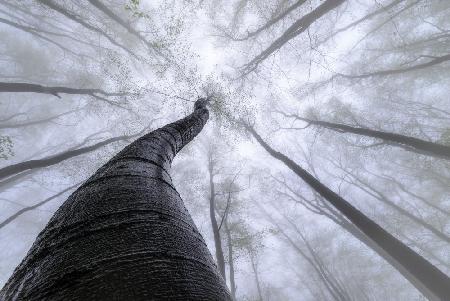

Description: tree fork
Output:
[246,124,450,301]
[0,99,231,300]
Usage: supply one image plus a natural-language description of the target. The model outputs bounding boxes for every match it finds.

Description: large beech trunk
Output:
[0,99,231,301]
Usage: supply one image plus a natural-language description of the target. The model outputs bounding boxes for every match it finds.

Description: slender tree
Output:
[207,149,227,280]
[0,99,231,300]
[241,0,346,75]
[224,218,237,300]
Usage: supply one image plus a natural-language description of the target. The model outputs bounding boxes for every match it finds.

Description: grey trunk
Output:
[224,219,237,300]
[208,158,227,280]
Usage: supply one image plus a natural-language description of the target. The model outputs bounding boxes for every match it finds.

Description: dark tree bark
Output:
[246,124,450,301]
[241,0,346,75]
[208,155,227,281]
[279,112,450,160]
[0,99,231,300]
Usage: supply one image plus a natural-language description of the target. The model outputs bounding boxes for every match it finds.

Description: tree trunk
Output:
[246,124,450,301]
[208,156,227,281]
[242,0,346,75]
[249,250,264,301]
[224,219,237,300]
[0,99,231,300]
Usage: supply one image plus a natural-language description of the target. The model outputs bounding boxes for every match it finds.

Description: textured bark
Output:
[208,157,227,280]
[280,112,450,160]
[0,100,231,300]
[247,125,450,301]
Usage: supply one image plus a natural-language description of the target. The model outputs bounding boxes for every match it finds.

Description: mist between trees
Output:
[0,0,449,300]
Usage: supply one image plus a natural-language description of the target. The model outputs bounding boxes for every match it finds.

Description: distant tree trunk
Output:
[224,218,237,300]
[246,124,450,301]
[248,249,264,301]
[0,99,231,300]
[208,155,227,281]
[261,207,348,301]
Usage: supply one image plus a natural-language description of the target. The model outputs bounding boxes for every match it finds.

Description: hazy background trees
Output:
[1,0,449,300]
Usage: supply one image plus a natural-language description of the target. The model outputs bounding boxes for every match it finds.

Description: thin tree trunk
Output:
[241,0,346,75]
[86,0,166,60]
[246,124,450,301]
[260,206,346,301]
[279,112,450,160]
[248,250,264,301]
[230,0,308,41]
[208,156,227,281]
[224,219,237,300]
[0,99,231,300]
[284,217,353,301]
[317,0,405,46]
